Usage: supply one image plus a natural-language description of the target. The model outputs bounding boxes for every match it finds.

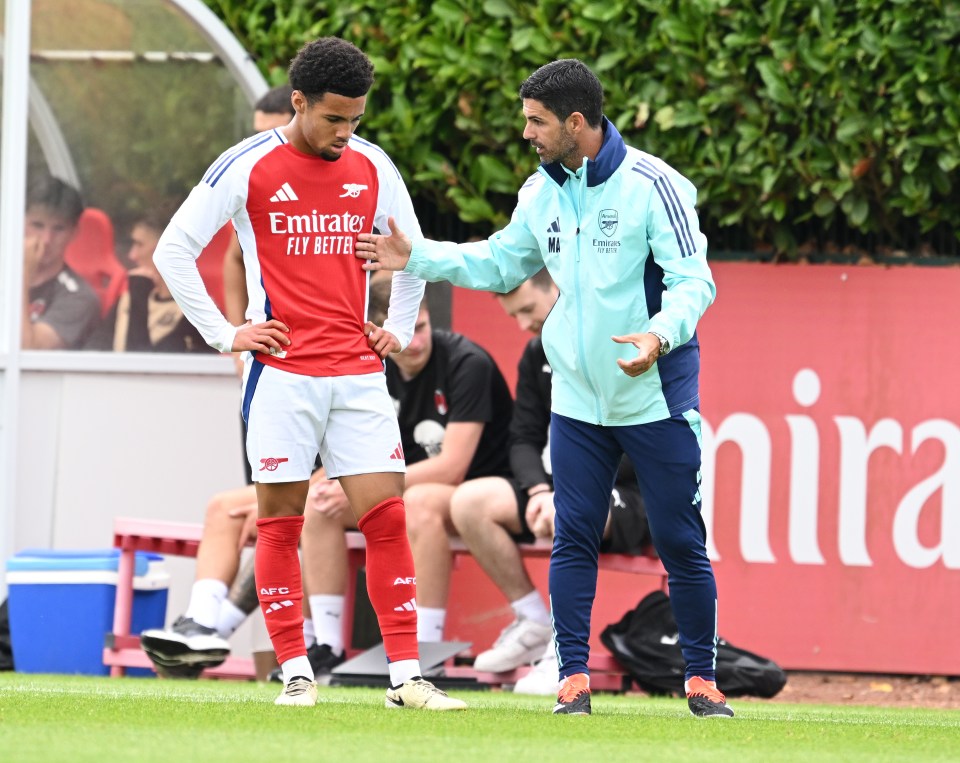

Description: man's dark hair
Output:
[500,267,556,298]
[288,37,374,103]
[519,59,604,128]
[134,200,180,235]
[25,174,84,226]
[368,276,393,327]
[368,276,429,327]
[527,267,555,292]
[254,84,295,116]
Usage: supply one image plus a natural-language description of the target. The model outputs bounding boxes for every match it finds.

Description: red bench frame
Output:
[104,518,257,678]
[106,516,667,688]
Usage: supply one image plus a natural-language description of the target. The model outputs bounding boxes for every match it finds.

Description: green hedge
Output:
[204,0,960,257]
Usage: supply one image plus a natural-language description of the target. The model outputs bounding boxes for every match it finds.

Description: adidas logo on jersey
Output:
[547,217,561,253]
[270,182,299,202]
[339,183,368,198]
[388,443,404,460]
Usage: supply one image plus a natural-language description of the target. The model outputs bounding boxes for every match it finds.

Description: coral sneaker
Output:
[553,672,591,715]
[685,676,734,718]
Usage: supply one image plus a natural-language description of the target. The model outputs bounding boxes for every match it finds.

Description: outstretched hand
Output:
[232,319,291,355]
[364,321,401,359]
[611,332,661,377]
[355,216,413,271]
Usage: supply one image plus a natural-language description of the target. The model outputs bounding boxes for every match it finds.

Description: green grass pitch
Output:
[1,674,958,763]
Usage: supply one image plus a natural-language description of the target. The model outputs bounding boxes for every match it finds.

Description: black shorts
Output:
[509,478,651,555]
[600,484,651,556]
[508,476,539,544]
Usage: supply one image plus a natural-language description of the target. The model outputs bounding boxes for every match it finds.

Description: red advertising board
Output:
[450,261,960,675]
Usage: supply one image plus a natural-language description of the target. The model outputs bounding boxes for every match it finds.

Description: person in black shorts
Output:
[297,274,514,676]
[449,268,650,693]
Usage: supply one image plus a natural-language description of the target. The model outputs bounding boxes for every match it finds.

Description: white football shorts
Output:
[241,357,406,483]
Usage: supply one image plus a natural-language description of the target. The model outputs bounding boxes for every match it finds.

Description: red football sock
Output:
[357,497,419,663]
[255,515,305,665]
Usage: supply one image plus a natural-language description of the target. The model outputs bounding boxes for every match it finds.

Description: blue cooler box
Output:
[6,548,169,676]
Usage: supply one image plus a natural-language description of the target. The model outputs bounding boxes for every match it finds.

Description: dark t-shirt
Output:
[28,265,101,349]
[509,336,636,489]
[509,337,553,490]
[386,330,512,480]
[85,275,214,353]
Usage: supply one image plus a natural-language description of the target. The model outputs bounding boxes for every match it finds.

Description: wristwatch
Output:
[650,332,671,357]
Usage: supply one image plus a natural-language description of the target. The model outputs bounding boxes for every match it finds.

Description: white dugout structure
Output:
[0,0,270,654]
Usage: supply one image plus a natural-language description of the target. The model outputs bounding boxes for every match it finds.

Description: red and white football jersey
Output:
[155,128,424,377]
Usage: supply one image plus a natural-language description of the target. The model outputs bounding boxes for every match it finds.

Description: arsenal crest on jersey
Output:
[598,209,619,237]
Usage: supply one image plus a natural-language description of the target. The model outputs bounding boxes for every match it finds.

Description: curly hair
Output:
[288,37,374,103]
[519,59,604,128]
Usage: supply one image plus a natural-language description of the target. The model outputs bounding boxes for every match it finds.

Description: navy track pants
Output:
[549,411,718,681]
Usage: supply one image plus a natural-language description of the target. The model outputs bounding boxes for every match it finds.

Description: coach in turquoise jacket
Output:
[357,59,731,718]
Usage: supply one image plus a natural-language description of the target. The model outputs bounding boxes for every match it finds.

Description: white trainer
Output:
[385,678,467,711]
[513,641,560,696]
[275,676,318,706]
[472,617,553,673]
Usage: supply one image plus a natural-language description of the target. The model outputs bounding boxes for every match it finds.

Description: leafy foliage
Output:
[203,0,960,257]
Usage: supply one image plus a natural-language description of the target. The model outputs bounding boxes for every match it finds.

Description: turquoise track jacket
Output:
[406,119,716,426]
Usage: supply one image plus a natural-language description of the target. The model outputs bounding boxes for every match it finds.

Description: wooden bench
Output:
[107,516,667,687]
[104,517,257,679]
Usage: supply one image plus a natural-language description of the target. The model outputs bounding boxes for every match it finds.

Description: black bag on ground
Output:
[600,590,786,697]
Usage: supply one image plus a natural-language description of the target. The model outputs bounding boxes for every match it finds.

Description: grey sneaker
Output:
[384,677,467,711]
[275,676,318,706]
[472,617,553,673]
[140,616,230,670]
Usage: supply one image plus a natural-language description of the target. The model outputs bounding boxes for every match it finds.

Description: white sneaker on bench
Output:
[472,617,552,673]
[513,641,560,695]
